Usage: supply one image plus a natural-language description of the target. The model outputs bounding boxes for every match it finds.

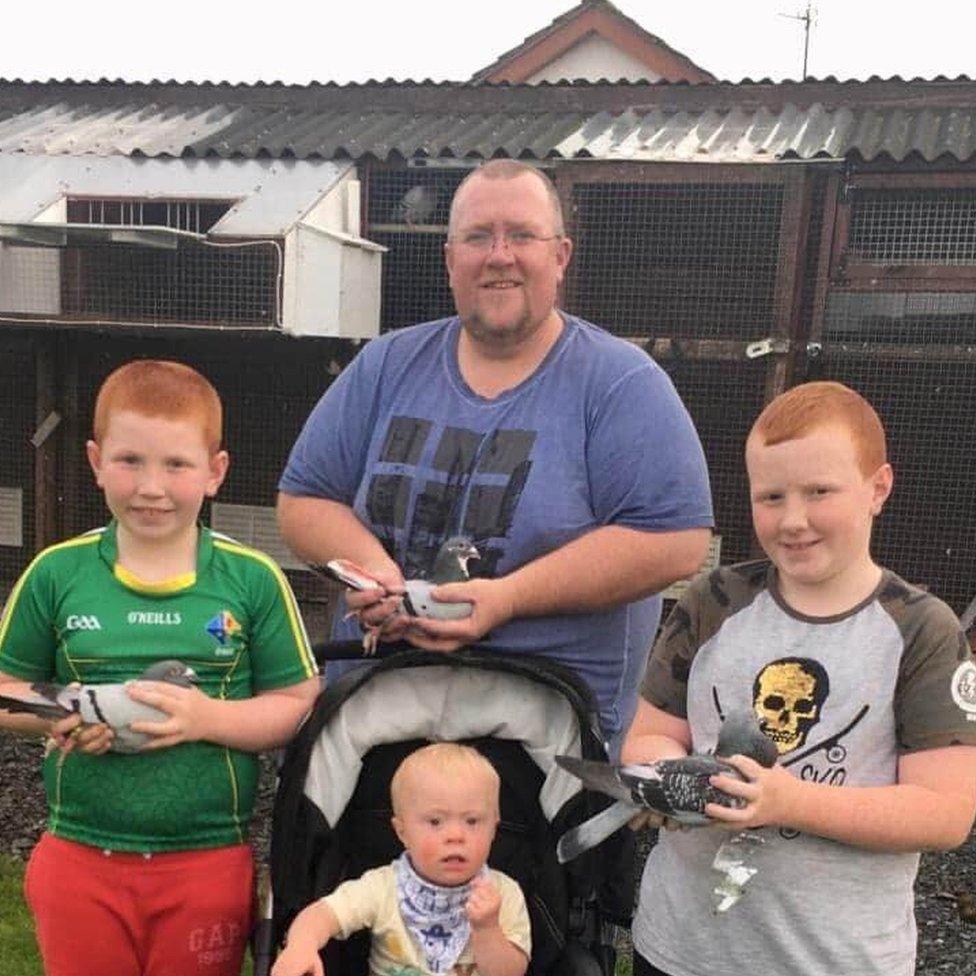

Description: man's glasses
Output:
[449,230,563,252]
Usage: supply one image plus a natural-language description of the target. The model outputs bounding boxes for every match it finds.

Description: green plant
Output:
[0,855,41,976]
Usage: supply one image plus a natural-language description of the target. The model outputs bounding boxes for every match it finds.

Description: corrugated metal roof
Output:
[1,79,976,162]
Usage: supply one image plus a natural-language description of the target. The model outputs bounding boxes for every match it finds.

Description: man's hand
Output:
[705,755,797,830]
[466,875,502,930]
[403,577,516,651]
[343,563,410,646]
[126,682,218,750]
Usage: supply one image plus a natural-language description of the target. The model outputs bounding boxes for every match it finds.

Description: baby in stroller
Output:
[272,742,531,976]
[266,646,634,976]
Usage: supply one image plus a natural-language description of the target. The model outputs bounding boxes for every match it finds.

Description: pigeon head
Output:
[431,536,480,583]
[715,709,778,768]
[139,660,197,687]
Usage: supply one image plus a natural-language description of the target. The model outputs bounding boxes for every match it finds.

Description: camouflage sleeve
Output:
[640,561,770,719]
[639,562,737,718]
[890,587,976,752]
[639,586,699,718]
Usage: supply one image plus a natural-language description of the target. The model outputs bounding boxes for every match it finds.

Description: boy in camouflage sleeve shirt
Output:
[625,381,976,976]
[0,360,319,976]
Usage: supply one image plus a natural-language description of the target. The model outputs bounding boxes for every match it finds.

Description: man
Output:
[278,160,712,751]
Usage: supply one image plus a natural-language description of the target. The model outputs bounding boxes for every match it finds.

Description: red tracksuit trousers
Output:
[25,833,254,976]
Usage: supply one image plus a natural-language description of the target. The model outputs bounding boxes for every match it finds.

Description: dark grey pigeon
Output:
[0,659,197,754]
[555,709,777,863]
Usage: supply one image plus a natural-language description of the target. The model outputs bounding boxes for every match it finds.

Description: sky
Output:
[2,0,973,86]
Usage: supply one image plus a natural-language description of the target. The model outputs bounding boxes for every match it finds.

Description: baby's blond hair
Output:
[390,743,500,817]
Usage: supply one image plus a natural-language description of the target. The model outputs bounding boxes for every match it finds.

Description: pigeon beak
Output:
[465,545,480,561]
[185,665,198,682]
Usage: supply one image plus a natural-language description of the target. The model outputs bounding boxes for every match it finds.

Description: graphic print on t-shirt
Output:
[365,416,536,579]
[752,656,831,756]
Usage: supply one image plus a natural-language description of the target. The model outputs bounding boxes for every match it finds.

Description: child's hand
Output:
[125,682,216,750]
[466,875,502,930]
[50,702,114,756]
[270,941,324,976]
[705,755,796,830]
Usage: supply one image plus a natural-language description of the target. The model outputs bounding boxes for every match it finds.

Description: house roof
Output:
[469,0,714,84]
[1,77,976,163]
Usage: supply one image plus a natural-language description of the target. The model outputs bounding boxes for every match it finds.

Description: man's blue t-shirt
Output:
[280,314,713,740]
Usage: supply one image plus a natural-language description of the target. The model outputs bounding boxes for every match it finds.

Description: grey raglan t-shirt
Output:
[634,561,976,976]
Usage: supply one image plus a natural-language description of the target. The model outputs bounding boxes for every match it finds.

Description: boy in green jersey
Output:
[0,360,320,976]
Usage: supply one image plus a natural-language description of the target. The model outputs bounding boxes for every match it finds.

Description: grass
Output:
[0,856,40,976]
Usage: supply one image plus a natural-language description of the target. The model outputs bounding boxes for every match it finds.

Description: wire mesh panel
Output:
[366,167,468,331]
[847,187,976,265]
[0,238,280,328]
[61,239,280,327]
[571,180,785,339]
[663,359,769,565]
[0,333,35,590]
[815,345,976,612]
[816,176,976,613]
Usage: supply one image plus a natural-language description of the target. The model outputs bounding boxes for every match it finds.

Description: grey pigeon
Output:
[392,184,439,226]
[0,659,197,754]
[555,709,778,863]
[324,536,480,623]
[400,535,480,620]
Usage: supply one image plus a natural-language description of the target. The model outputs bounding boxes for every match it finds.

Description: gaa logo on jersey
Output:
[65,614,101,631]
[950,660,976,721]
[206,610,242,648]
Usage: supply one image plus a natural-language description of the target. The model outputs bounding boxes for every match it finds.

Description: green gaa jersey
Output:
[0,522,316,852]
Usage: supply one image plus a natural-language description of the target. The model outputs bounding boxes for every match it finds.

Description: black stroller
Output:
[261,643,635,976]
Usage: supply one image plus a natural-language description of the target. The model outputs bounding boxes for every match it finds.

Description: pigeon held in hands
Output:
[555,710,778,864]
[320,536,480,652]
[0,659,197,754]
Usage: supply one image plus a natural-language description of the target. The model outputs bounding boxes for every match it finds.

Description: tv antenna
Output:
[780,2,816,80]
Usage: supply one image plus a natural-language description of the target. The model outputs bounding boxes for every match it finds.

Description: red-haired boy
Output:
[0,360,319,976]
[625,381,976,976]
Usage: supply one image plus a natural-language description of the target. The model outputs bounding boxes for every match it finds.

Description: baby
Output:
[272,742,531,976]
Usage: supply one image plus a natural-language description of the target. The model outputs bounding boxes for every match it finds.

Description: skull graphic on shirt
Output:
[752,657,830,754]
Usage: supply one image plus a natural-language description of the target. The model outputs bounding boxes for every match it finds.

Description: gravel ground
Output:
[3,733,976,974]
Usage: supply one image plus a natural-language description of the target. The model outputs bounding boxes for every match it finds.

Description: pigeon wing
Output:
[553,755,633,804]
[321,560,385,592]
[0,689,71,721]
[624,756,745,825]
